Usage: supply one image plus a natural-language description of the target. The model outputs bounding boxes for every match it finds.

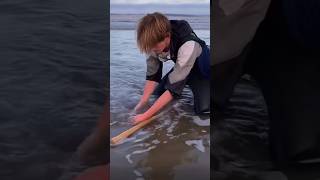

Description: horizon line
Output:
[110,3,210,5]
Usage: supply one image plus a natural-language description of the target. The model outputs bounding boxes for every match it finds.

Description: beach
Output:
[110,4,210,179]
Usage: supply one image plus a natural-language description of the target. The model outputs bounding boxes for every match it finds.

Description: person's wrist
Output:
[143,111,152,120]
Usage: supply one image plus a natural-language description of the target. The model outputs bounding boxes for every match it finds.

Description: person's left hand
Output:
[130,113,148,125]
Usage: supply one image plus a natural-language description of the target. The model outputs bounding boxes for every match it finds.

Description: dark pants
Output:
[153,63,210,115]
[212,43,250,111]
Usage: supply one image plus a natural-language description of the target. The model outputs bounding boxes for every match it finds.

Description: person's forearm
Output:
[144,90,173,119]
[140,80,158,103]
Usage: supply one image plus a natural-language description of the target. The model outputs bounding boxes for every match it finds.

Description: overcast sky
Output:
[110,0,209,4]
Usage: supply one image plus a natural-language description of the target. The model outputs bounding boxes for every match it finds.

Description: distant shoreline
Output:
[111,13,208,17]
[110,14,210,30]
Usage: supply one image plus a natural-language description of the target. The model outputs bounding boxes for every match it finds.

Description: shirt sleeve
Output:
[165,41,202,96]
[146,55,163,83]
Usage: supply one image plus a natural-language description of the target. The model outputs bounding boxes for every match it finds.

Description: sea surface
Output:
[110,4,210,16]
[0,0,107,180]
[110,4,210,30]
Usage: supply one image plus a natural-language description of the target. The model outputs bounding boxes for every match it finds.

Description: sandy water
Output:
[0,1,107,179]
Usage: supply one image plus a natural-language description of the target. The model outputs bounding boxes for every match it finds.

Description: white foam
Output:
[131,144,146,148]
[166,133,173,137]
[167,121,178,133]
[185,140,205,152]
[126,145,157,164]
[110,121,118,126]
[152,139,160,145]
[192,116,210,127]
[163,119,171,126]
[133,133,154,143]
[154,118,170,130]
[133,170,142,176]
[167,132,188,140]
[126,154,133,164]
[136,130,149,136]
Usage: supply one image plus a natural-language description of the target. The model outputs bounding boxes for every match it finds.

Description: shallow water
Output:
[110,4,210,16]
[110,4,210,30]
[111,14,210,30]
[110,30,210,180]
[212,75,273,179]
[0,1,107,179]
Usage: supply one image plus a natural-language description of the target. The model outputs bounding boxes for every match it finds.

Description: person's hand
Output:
[130,113,148,125]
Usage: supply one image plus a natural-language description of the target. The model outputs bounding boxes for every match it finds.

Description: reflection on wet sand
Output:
[135,125,209,180]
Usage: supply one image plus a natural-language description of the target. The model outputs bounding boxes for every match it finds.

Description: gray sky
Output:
[110,0,209,4]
